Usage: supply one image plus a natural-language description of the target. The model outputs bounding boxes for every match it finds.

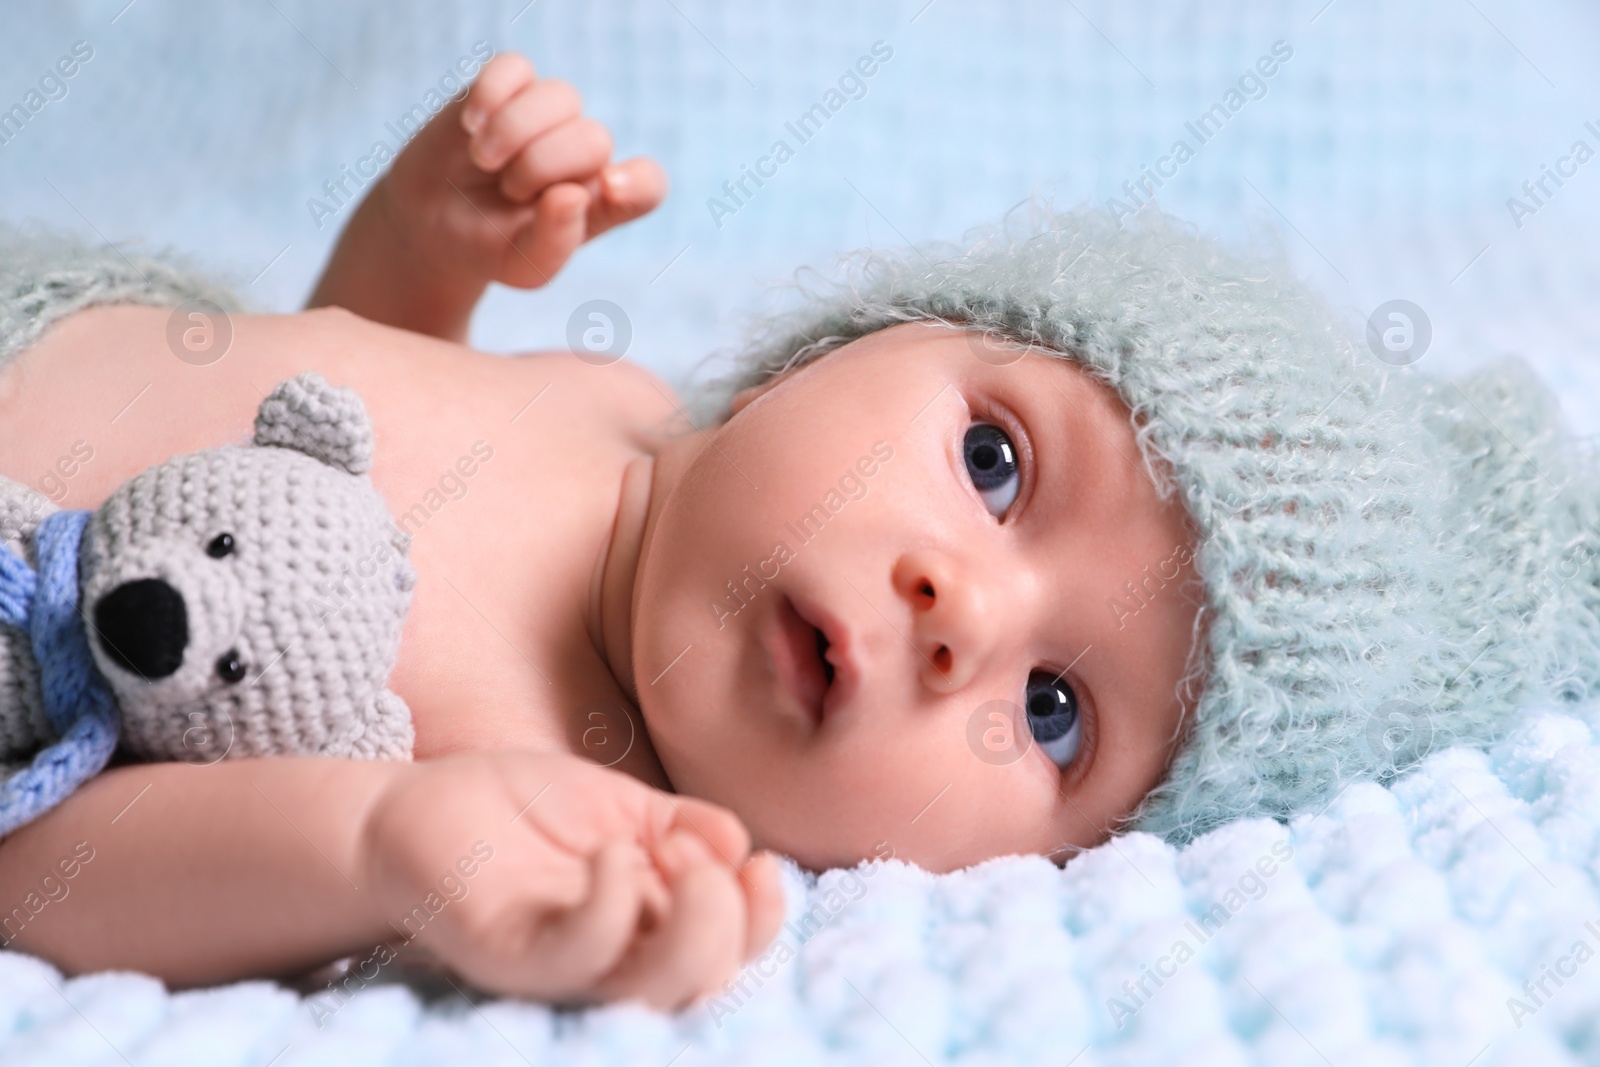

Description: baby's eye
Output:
[963,423,1019,516]
[1026,670,1081,767]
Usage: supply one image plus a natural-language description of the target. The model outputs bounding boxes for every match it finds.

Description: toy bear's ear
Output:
[253,372,375,475]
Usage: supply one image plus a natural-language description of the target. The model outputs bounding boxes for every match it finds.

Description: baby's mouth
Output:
[815,626,836,687]
[769,594,833,726]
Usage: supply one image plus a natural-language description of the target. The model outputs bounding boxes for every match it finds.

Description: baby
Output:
[3,51,1598,1013]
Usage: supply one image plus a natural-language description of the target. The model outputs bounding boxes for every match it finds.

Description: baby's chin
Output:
[742,817,893,874]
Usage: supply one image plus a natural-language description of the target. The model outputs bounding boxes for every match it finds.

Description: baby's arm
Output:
[0,750,783,1006]
[0,757,395,986]
[308,53,667,343]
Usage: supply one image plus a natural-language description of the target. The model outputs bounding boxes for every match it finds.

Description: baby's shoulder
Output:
[504,347,686,430]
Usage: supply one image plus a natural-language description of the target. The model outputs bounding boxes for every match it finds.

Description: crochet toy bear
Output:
[0,372,415,837]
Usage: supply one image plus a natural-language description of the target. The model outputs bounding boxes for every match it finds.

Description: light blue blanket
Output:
[5,702,1600,1064]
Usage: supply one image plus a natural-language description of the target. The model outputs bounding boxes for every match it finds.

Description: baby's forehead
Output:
[845,321,1125,409]
[846,319,1071,368]
[826,321,1164,500]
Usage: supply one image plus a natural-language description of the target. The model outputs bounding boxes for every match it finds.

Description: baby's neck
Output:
[588,428,708,775]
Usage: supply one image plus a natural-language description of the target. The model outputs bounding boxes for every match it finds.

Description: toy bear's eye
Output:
[216,649,246,684]
[206,533,235,559]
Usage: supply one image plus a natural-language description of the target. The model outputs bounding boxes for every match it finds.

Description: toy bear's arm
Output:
[0,476,54,560]
[354,689,414,760]
[0,477,56,764]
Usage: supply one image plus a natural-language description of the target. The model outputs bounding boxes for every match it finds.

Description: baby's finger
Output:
[498,117,614,203]
[599,833,747,1010]
[468,78,583,174]
[502,181,589,288]
[739,851,787,964]
[586,157,669,238]
[462,53,537,136]
[516,839,651,999]
[660,793,753,871]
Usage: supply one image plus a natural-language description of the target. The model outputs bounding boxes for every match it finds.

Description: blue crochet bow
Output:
[0,509,121,837]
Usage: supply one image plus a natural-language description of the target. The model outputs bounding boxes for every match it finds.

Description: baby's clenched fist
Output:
[381,52,667,289]
[357,750,784,1009]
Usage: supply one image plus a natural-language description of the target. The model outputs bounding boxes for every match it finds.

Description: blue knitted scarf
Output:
[0,509,121,837]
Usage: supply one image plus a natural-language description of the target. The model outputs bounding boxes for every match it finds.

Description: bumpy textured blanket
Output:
[4,699,1600,1066]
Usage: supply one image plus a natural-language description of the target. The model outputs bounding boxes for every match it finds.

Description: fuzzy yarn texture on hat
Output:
[0,222,243,370]
[691,205,1600,843]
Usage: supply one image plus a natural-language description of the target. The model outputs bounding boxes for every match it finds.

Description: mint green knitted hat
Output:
[693,205,1600,843]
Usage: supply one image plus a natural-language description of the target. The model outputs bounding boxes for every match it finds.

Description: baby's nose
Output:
[93,577,189,679]
[892,549,996,692]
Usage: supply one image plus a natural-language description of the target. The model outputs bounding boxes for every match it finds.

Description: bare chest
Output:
[0,304,673,787]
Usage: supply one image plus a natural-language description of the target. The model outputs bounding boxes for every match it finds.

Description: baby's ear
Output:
[729,377,782,416]
[254,372,375,475]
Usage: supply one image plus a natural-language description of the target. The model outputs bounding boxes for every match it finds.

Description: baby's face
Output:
[634,322,1203,872]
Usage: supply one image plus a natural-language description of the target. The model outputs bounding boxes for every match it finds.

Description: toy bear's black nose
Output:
[92,578,189,680]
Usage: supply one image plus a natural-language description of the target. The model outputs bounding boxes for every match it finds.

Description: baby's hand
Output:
[357,750,784,1009]
[383,52,667,289]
